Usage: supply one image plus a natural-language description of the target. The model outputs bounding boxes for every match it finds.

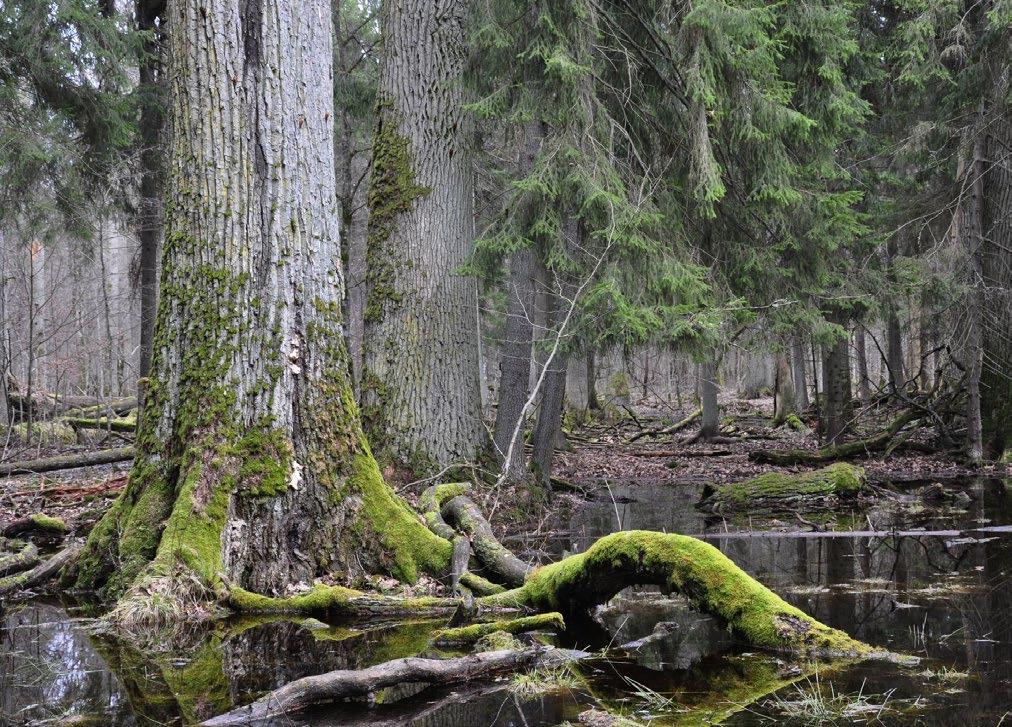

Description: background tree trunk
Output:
[135,0,164,403]
[854,324,871,402]
[791,336,809,410]
[772,352,795,426]
[965,133,986,463]
[361,0,483,473]
[68,0,449,606]
[821,330,853,444]
[699,356,719,440]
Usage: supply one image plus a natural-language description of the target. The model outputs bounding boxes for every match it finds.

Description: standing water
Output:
[2,477,1009,725]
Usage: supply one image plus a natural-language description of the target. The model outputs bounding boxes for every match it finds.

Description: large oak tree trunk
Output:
[66,0,448,613]
[361,0,484,473]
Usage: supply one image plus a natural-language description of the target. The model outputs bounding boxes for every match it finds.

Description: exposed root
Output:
[0,538,40,577]
[0,540,83,599]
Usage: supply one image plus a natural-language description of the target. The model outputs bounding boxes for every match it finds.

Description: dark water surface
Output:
[2,477,1010,725]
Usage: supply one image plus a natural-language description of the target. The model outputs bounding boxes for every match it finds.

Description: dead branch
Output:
[0,446,135,477]
[627,407,701,442]
[200,647,553,726]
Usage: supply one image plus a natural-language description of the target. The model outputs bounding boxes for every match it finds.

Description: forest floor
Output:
[1,395,1009,541]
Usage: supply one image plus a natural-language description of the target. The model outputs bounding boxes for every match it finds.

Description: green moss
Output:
[27,513,67,533]
[10,421,76,444]
[432,612,565,645]
[160,641,230,725]
[708,463,865,509]
[474,630,523,651]
[227,583,359,615]
[235,425,292,497]
[364,104,429,325]
[785,413,807,431]
[460,571,506,595]
[347,451,453,582]
[480,530,870,656]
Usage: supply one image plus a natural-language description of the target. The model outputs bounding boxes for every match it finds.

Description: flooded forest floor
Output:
[2,397,1011,726]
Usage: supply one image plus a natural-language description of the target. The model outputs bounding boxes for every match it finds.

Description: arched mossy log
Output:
[479,531,872,656]
[701,463,866,511]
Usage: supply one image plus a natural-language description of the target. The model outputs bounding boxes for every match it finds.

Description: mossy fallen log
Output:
[224,584,463,619]
[0,540,83,599]
[751,410,921,465]
[1,513,69,538]
[0,446,135,476]
[0,538,40,576]
[479,530,871,656]
[431,612,565,645]
[701,463,866,511]
[63,415,137,433]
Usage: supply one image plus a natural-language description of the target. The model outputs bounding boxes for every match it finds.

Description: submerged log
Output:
[200,647,555,726]
[700,463,866,511]
[0,446,135,476]
[0,540,83,599]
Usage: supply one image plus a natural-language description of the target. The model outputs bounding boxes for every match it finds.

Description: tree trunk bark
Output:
[699,356,719,440]
[821,330,853,444]
[135,0,164,403]
[980,93,1012,460]
[772,352,795,426]
[361,0,483,473]
[885,237,905,394]
[586,348,600,410]
[791,336,809,410]
[67,0,450,613]
[854,324,871,402]
[491,119,544,479]
[965,132,986,463]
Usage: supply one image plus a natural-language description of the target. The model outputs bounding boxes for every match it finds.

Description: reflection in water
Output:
[1,478,1009,725]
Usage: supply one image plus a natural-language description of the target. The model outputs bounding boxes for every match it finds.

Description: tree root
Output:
[478,530,873,656]
[700,463,866,512]
[431,612,565,645]
[0,538,40,577]
[421,483,532,588]
[0,540,83,599]
[200,646,571,726]
[0,446,135,476]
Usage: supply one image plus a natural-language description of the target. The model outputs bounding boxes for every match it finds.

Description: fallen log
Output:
[750,410,921,465]
[200,647,554,726]
[627,407,701,442]
[0,540,83,599]
[0,446,135,477]
[62,415,136,433]
[6,375,136,422]
[700,463,866,512]
[0,539,40,577]
[1,513,68,538]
